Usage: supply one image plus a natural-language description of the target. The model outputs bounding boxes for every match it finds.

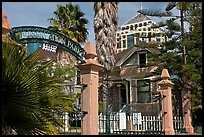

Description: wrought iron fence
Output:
[56,111,81,135]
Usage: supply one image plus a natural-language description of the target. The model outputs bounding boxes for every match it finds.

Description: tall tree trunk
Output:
[94,2,118,72]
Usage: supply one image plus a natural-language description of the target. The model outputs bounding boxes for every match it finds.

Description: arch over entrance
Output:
[9,26,85,61]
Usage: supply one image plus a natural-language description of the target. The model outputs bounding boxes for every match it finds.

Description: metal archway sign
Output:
[9,26,85,61]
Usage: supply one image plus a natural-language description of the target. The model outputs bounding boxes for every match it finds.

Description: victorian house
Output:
[99,13,168,116]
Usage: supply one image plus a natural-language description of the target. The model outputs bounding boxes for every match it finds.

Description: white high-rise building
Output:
[116,13,168,53]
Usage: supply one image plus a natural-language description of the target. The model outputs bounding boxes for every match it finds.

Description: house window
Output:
[137,79,151,103]
[139,53,146,67]
[139,23,142,27]
[77,69,80,85]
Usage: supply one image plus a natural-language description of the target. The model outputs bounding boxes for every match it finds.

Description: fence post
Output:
[181,85,194,133]
[77,42,103,135]
[158,69,175,135]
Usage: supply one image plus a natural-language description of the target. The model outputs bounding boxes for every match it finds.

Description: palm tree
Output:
[48,3,89,67]
[94,2,118,72]
[48,3,89,43]
[2,36,75,135]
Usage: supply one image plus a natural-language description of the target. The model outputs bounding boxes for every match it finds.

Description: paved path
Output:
[176,133,202,135]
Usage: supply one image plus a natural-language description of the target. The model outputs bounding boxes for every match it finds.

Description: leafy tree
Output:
[48,3,89,43]
[2,35,75,135]
[94,2,118,72]
[48,2,87,111]
[138,2,202,126]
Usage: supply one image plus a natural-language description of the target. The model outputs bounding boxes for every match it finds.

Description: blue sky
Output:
[3,2,179,47]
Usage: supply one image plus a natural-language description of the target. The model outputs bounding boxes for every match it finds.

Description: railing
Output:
[98,113,184,135]
[55,112,81,135]
[173,116,186,133]
[131,115,162,131]
[98,113,162,134]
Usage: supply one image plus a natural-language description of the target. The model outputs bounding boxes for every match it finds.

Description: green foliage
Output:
[48,3,89,43]
[98,101,103,113]
[2,37,75,135]
[139,2,202,125]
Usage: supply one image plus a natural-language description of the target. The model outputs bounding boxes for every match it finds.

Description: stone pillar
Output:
[158,69,175,135]
[77,42,103,135]
[181,86,194,133]
[2,11,11,35]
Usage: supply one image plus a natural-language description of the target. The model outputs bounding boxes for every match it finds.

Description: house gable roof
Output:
[115,46,160,67]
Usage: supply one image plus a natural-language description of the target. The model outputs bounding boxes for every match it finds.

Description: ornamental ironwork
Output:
[9,26,85,61]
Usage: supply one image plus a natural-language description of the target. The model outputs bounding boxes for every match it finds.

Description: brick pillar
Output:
[181,86,194,133]
[2,11,11,35]
[158,69,175,135]
[77,42,103,135]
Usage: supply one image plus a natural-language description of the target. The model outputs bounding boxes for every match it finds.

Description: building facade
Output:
[116,13,168,53]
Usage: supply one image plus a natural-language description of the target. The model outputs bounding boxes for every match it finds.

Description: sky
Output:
[2,2,179,47]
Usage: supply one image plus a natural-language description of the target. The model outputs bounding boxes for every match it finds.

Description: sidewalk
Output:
[176,133,202,135]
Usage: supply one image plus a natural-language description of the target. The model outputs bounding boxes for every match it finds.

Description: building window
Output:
[148,28,151,31]
[156,38,160,42]
[123,40,126,48]
[144,22,147,26]
[148,37,151,42]
[126,26,129,30]
[139,53,146,67]
[137,79,151,103]
[123,35,126,39]
[122,27,125,30]
[143,28,146,31]
[127,34,134,47]
[135,24,138,29]
[117,42,121,48]
[142,38,146,42]
[139,23,142,27]
[142,32,146,37]
[130,25,133,30]
[156,33,161,37]
[135,33,139,44]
